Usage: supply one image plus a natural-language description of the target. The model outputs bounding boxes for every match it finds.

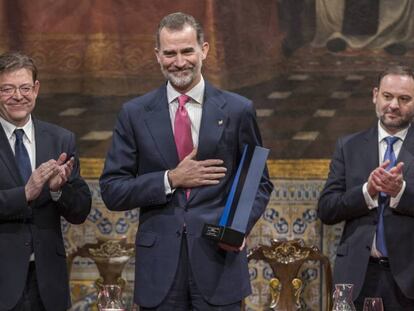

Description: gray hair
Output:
[156,12,204,48]
[0,51,38,82]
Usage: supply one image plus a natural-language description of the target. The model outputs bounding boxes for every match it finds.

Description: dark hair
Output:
[377,65,414,86]
[156,12,204,48]
[0,51,38,82]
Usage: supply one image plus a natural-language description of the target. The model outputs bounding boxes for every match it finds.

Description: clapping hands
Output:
[25,152,74,201]
[367,160,404,198]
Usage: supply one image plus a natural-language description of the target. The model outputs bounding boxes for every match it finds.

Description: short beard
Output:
[160,66,195,91]
[380,115,411,131]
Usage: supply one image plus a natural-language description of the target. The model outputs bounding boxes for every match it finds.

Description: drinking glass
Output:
[332,283,356,311]
[97,284,126,311]
[363,297,384,311]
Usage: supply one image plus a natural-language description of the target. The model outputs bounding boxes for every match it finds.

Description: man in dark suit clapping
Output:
[0,52,91,311]
[318,66,414,310]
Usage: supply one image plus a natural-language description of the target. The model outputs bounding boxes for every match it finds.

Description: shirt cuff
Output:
[390,180,406,208]
[363,182,378,210]
[164,170,173,195]
[50,190,62,201]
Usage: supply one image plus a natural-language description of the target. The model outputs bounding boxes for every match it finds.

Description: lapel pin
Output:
[218,119,223,126]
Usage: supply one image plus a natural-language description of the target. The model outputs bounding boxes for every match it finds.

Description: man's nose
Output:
[174,54,186,67]
[389,98,399,109]
[12,88,24,100]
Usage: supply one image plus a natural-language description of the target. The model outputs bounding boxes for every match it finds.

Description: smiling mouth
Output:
[171,67,193,74]
[8,102,26,105]
[384,109,400,115]
[7,103,28,109]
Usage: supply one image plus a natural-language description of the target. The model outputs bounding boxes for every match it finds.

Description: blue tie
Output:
[14,129,32,183]
[376,136,399,257]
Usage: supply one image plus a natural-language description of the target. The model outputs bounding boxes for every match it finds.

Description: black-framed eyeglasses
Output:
[0,84,35,97]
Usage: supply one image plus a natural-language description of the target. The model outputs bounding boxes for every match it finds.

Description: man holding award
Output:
[100,12,273,310]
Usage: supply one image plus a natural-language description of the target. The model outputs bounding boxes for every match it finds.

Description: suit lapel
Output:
[196,82,227,160]
[189,83,227,201]
[0,124,22,184]
[144,86,179,169]
[362,126,380,177]
[33,118,55,167]
[397,125,414,175]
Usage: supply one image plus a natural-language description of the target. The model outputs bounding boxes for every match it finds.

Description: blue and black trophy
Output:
[202,144,269,247]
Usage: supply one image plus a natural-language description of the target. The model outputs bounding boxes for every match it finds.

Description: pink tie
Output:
[174,94,193,199]
[174,94,193,161]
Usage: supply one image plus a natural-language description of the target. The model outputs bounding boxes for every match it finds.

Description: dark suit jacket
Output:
[99,82,273,307]
[318,125,414,300]
[0,118,91,311]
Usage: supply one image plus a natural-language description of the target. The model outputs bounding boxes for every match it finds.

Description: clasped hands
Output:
[25,153,74,202]
[168,148,246,252]
[367,159,404,198]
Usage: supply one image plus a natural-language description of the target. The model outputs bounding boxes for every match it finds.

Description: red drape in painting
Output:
[0,0,282,95]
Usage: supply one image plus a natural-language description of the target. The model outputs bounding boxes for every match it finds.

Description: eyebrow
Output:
[0,83,33,87]
[181,47,195,53]
[162,47,195,55]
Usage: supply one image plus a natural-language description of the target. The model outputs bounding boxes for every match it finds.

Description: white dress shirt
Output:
[167,78,204,146]
[163,77,205,193]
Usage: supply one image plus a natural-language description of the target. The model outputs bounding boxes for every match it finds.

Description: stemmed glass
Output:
[332,283,356,311]
[363,297,384,311]
[97,285,126,311]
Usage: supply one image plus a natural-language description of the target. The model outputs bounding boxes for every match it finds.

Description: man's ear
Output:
[154,48,161,63]
[201,42,209,60]
[372,87,379,105]
[33,80,40,98]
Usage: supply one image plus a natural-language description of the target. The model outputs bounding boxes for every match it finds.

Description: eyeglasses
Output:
[0,84,35,97]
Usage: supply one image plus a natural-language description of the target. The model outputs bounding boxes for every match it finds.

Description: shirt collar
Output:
[167,76,205,105]
[0,115,34,142]
[377,120,409,142]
